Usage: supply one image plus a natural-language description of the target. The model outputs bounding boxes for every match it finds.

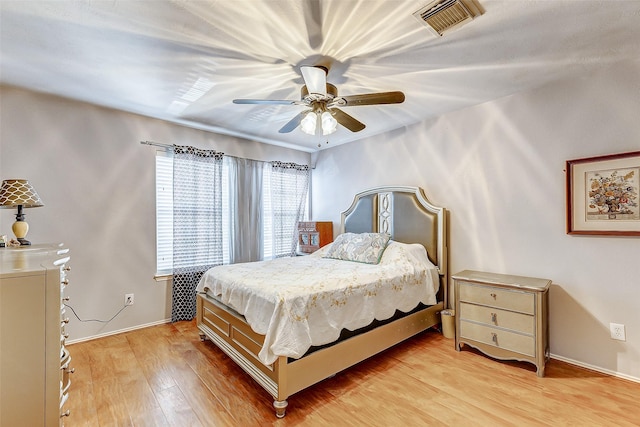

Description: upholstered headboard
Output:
[341,186,448,303]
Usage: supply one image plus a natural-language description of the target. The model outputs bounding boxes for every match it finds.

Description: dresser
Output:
[453,270,551,377]
[297,221,333,254]
[0,244,72,426]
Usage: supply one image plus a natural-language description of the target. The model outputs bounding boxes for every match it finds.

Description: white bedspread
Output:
[196,241,439,365]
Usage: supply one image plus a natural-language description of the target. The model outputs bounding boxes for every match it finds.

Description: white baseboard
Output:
[550,353,640,384]
[66,318,171,345]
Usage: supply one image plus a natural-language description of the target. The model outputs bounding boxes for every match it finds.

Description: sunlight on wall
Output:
[312,61,640,380]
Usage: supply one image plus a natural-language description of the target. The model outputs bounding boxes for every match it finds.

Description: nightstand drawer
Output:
[458,282,534,314]
[460,321,535,357]
[459,302,534,335]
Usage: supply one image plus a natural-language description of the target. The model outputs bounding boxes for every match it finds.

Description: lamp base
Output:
[12,217,31,246]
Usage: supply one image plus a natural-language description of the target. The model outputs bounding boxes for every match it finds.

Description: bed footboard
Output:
[197,292,442,418]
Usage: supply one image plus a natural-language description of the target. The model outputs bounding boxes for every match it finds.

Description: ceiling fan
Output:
[233,65,405,136]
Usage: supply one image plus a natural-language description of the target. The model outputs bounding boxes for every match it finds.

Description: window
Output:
[155,152,173,276]
[270,161,311,258]
[155,151,308,276]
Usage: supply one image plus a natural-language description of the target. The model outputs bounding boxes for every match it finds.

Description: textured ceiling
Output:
[1,0,639,152]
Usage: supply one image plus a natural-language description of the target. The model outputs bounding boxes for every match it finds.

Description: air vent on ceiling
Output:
[413,0,482,36]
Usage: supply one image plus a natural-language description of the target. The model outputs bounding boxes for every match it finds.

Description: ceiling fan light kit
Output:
[233,64,405,137]
[300,109,337,136]
[321,111,337,135]
[300,111,317,135]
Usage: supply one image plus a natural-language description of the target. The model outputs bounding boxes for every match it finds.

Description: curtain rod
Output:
[139,140,312,168]
[140,140,172,149]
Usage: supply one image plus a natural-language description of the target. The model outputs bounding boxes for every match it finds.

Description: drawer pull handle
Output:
[61,364,75,373]
[491,312,497,324]
[62,279,70,286]
[490,293,497,299]
[61,410,70,418]
[491,332,498,345]
[61,318,70,325]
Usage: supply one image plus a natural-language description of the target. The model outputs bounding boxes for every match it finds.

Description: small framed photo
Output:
[566,151,640,236]
[300,233,309,245]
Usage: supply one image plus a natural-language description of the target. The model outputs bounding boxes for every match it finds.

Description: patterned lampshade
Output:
[0,179,44,208]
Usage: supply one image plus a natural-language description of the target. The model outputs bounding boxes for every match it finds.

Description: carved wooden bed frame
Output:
[196,185,448,418]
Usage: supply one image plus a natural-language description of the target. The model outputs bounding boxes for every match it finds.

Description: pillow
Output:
[323,232,391,264]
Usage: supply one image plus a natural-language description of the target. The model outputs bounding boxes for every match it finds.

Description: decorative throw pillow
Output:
[323,232,391,264]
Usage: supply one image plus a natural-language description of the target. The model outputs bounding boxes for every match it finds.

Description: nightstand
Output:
[453,270,551,377]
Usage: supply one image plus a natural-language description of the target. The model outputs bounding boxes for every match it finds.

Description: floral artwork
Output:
[586,167,639,221]
[566,151,640,236]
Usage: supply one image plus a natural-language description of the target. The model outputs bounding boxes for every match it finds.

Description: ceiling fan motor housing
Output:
[301,83,338,102]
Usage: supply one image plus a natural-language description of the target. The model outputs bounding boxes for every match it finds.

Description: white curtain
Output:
[226,157,265,264]
[171,145,224,322]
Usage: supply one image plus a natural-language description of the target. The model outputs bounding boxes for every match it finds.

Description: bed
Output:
[196,185,448,418]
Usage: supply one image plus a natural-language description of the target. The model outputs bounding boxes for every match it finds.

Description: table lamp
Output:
[0,179,44,246]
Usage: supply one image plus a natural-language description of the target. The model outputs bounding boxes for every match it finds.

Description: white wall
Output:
[0,86,309,341]
[311,60,640,381]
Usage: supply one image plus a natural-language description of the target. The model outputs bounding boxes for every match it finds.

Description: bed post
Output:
[274,356,289,418]
[273,400,288,418]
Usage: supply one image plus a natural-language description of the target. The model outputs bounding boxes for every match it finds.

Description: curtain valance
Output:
[173,144,224,159]
[271,161,309,171]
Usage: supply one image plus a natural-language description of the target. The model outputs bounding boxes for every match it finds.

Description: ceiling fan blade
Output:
[278,111,308,133]
[331,91,405,107]
[233,99,298,105]
[331,108,366,132]
[300,65,327,95]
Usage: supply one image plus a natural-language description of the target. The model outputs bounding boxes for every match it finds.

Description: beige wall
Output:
[311,60,640,381]
[0,86,309,341]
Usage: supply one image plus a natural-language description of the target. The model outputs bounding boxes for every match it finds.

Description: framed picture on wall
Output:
[566,151,640,236]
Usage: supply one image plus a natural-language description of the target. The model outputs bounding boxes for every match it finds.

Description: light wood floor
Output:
[66,321,639,426]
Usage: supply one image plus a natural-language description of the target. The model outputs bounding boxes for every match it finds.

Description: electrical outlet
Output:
[610,323,625,341]
[125,293,134,306]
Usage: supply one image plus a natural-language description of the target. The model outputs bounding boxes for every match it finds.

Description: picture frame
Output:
[566,151,640,236]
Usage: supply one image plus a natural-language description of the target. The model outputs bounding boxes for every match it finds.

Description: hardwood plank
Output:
[168,362,237,426]
[153,386,202,427]
[128,407,170,427]
[68,341,93,389]
[65,383,98,426]
[66,321,640,427]
[91,376,132,425]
